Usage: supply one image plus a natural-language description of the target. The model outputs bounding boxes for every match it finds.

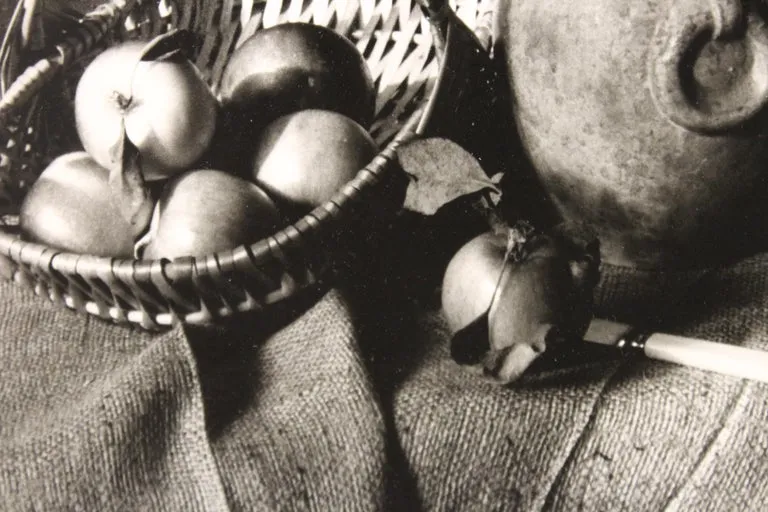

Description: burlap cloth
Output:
[1,220,767,511]
[3,0,766,506]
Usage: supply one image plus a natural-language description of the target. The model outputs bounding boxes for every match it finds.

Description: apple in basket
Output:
[217,22,376,129]
[74,35,218,181]
[19,152,136,258]
[442,224,600,384]
[137,169,281,260]
[251,109,379,217]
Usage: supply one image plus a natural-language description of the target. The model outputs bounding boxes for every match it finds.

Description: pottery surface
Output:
[493,0,768,269]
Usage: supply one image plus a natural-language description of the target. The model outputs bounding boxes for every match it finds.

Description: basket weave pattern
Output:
[0,0,492,329]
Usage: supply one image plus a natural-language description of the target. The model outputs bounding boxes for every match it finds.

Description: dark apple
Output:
[218,22,376,129]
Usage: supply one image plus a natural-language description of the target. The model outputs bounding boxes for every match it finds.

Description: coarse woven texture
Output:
[1,3,767,510]
[0,281,388,510]
[382,253,768,511]
[1,232,768,510]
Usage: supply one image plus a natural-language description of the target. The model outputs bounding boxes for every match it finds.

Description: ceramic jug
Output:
[493,0,768,269]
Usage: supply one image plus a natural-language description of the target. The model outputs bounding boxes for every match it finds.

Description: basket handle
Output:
[0,0,86,90]
[0,0,130,127]
[416,0,494,51]
[415,0,513,177]
[0,0,40,93]
[20,0,44,50]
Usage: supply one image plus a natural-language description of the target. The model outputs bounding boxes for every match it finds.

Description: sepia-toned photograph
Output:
[0,0,766,510]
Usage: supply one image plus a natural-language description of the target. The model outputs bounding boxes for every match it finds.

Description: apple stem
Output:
[504,220,537,263]
[113,91,132,112]
[114,31,191,119]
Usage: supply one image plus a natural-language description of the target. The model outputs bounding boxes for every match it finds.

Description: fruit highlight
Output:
[251,109,379,216]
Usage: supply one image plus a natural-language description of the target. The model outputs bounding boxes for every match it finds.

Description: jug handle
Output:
[649,0,768,133]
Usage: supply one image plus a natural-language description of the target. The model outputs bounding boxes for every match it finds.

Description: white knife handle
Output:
[584,319,768,383]
[644,332,768,383]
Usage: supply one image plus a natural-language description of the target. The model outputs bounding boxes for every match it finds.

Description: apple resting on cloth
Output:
[442,225,600,384]
[218,22,375,129]
[251,109,378,215]
[139,169,281,260]
[19,152,136,258]
[74,40,218,181]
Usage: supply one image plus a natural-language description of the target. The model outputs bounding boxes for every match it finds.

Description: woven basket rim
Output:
[0,0,495,328]
[0,0,441,265]
[0,110,424,276]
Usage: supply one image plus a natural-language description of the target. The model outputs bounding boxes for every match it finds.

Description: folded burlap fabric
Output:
[1,244,767,510]
[383,255,768,510]
[0,280,229,510]
[0,281,390,510]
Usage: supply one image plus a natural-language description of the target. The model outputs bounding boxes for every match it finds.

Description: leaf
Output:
[138,29,194,63]
[396,137,501,216]
[108,119,155,241]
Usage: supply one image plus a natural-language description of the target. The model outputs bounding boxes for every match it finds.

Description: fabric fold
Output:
[2,248,768,510]
[0,281,230,511]
[380,252,768,511]
[187,289,390,510]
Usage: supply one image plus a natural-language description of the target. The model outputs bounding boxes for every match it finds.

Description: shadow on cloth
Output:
[331,215,620,509]
[182,283,327,437]
[171,192,768,509]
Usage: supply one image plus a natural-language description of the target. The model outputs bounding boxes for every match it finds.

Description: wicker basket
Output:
[0,0,498,330]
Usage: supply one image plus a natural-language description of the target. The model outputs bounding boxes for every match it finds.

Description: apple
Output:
[441,227,599,383]
[139,169,282,260]
[442,232,509,337]
[251,109,378,216]
[19,152,136,257]
[218,22,376,129]
[74,39,218,181]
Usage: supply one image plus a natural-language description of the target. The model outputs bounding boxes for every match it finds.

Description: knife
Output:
[584,319,768,383]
